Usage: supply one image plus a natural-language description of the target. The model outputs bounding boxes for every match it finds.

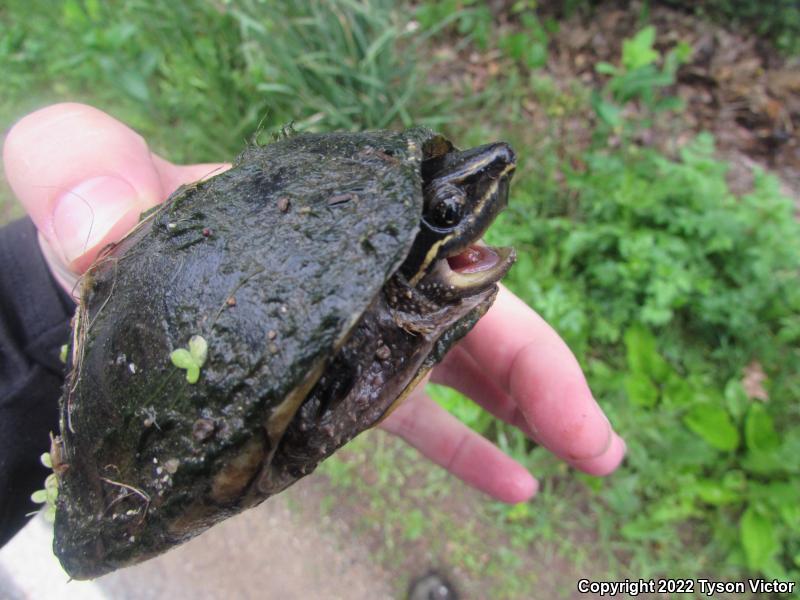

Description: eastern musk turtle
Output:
[53,127,516,578]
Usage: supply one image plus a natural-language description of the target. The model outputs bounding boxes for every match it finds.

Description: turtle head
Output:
[400,138,517,300]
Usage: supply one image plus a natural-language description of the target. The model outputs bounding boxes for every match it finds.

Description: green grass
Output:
[0,0,444,217]
[0,0,451,162]
[2,1,799,597]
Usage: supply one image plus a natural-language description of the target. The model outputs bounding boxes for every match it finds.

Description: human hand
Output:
[3,103,228,293]
[4,103,625,505]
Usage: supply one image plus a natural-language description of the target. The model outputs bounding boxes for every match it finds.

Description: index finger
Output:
[459,285,626,475]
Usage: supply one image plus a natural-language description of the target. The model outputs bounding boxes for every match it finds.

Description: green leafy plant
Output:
[457,21,800,581]
[170,335,208,384]
[415,0,493,49]
[592,25,692,132]
[0,0,438,168]
[662,0,800,55]
[417,0,551,71]
[30,453,59,523]
[232,0,436,130]
[499,15,549,70]
[492,125,800,581]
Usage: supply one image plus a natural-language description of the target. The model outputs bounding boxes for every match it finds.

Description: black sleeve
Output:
[0,217,73,547]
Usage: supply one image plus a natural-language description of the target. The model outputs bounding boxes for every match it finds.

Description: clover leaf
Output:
[31,452,59,523]
[40,452,52,469]
[170,335,208,384]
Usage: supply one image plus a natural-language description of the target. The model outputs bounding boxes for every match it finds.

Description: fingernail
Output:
[53,176,139,264]
[571,432,627,477]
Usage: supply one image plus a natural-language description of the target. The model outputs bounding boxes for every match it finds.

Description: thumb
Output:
[3,103,226,292]
[4,103,164,275]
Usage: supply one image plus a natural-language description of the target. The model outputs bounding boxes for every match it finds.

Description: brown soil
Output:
[307,431,608,599]
[546,1,800,198]
[96,475,396,600]
[431,1,799,201]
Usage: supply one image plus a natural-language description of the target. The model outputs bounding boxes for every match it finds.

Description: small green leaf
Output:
[185,364,200,384]
[499,31,526,61]
[40,452,52,469]
[745,404,780,453]
[653,96,684,113]
[118,70,150,103]
[780,502,800,533]
[505,502,531,522]
[591,94,622,127]
[674,40,693,62]
[595,61,617,75]
[170,348,194,369]
[402,508,426,541]
[624,324,670,382]
[662,374,694,408]
[59,344,68,364]
[723,470,747,492]
[171,336,208,383]
[664,40,693,74]
[188,335,208,365]
[740,507,778,572]
[624,372,658,407]
[683,404,740,451]
[576,472,604,492]
[523,43,548,70]
[31,489,48,504]
[43,505,56,523]
[650,497,695,523]
[622,26,659,70]
[724,379,750,422]
[692,479,740,505]
[741,450,785,476]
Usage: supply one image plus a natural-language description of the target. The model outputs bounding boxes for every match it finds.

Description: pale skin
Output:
[3,103,626,505]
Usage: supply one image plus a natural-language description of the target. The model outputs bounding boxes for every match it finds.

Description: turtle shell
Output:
[54,128,440,578]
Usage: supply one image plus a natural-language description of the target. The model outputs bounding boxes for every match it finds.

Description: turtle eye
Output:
[432,196,463,227]
[425,184,465,229]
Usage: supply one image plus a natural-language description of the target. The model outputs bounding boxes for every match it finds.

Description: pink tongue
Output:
[446,244,499,274]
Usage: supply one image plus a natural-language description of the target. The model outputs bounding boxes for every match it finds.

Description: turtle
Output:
[51,127,517,579]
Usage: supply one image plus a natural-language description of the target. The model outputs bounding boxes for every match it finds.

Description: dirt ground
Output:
[0,473,396,600]
[549,2,800,201]
[443,1,799,201]
[1,430,607,600]
[97,477,397,600]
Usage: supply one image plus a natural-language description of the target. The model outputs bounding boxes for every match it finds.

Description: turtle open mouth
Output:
[446,241,500,273]
[426,239,516,299]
